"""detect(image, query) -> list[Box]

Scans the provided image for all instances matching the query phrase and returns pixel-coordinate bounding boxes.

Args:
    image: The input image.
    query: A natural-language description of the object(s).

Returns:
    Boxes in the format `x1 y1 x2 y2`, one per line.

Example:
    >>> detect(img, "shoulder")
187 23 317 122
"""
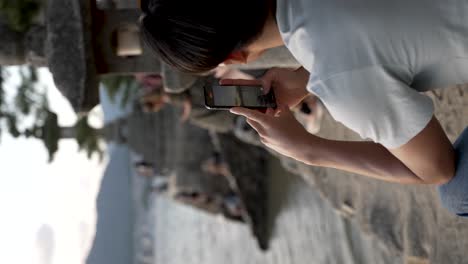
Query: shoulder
307 66 434 148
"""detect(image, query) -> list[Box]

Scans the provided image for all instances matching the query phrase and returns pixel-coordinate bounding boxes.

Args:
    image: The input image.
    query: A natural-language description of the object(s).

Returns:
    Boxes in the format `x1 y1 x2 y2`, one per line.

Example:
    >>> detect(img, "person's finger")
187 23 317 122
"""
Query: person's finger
279 104 290 112
272 103 288 116
246 119 266 135
259 68 280 94
277 105 293 117
265 108 276 116
219 79 263 86
230 107 269 124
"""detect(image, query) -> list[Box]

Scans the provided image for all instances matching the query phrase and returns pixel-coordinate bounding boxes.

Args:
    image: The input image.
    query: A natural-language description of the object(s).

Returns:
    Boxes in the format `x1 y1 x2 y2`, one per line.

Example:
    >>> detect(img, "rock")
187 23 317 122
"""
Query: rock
171 122 230 195
217 133 270 250
46 0 99 112
123 102 270 249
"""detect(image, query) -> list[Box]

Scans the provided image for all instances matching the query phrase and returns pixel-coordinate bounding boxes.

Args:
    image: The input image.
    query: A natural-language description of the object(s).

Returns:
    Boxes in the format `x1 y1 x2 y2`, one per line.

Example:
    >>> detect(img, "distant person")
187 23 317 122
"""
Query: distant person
134 159 169 194
201 152 231 179
134 161 155 178
135 73 192 122
139 0 468 217
151 176 169 194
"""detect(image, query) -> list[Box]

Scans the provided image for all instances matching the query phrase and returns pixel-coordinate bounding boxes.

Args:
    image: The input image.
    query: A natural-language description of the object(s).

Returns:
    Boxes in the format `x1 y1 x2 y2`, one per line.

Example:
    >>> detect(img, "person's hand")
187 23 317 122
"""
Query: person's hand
230 106 313 161
221 67 310 110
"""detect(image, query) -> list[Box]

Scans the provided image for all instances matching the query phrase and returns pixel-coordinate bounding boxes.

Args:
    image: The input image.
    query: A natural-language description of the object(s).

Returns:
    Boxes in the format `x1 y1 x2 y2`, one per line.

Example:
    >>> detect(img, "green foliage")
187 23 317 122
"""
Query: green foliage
1 66 105 163
101 75 139 108
0 0 41 32
23 124 41 138
0 65 111 164
15 66 39 115
42 110 60 162
75 115 104 161
0 66 60 160
0 67 4 108
4 112 20 138
0 65 55 158
1 66 44 132
0 67 4 139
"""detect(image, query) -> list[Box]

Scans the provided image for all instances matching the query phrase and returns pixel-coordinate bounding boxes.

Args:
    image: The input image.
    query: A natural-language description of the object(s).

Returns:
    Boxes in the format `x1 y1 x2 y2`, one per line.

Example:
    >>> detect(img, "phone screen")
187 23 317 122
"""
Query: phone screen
209 85 276 108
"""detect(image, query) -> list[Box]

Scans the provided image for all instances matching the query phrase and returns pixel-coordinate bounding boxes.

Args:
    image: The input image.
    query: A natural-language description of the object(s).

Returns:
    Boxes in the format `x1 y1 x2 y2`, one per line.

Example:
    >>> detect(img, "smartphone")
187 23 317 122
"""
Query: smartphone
204 83 277 110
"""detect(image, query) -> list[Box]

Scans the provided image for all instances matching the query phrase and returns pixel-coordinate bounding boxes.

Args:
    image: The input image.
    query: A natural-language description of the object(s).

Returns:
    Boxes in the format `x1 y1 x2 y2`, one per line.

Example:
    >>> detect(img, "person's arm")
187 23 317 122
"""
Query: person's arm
388 116 456 184
301 137 426 184
302 117 455 184
225 67 456 185
231 107 455 185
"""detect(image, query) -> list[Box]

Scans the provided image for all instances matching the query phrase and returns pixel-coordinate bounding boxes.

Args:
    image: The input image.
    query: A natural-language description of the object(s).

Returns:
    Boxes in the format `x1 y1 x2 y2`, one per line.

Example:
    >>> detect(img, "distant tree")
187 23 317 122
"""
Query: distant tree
75 114 104 161
23 110 105 162
0 2 104 162
0 0 44 140
0 67 6 139
37 110 60 162
96 0 116 9
0 0 41 32
1 66 104 162
0 66 42 141
0 66 57 160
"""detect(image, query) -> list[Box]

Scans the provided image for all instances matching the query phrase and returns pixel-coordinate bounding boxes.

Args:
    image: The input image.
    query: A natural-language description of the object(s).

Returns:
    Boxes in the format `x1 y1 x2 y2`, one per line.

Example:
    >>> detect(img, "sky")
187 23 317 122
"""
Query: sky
0 67 107 264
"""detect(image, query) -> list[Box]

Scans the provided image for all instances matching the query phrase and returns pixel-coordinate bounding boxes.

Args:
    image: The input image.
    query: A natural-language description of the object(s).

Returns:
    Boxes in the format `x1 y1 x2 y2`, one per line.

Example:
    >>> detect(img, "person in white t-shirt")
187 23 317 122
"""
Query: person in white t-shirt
139 0 468 216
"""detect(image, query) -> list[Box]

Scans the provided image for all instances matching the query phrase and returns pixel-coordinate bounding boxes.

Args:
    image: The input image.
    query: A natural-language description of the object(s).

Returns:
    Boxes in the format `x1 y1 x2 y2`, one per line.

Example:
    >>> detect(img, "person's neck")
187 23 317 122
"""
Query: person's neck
257 12 284 50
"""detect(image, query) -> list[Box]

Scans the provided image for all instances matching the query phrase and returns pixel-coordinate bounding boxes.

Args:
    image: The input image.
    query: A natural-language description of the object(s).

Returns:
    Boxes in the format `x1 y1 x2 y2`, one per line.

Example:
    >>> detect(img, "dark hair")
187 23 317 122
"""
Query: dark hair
140 0 270 73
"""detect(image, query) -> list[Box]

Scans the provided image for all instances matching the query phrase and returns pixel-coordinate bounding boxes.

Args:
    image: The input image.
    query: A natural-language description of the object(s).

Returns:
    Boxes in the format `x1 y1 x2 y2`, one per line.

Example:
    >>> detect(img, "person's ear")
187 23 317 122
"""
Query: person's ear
223 51 248 65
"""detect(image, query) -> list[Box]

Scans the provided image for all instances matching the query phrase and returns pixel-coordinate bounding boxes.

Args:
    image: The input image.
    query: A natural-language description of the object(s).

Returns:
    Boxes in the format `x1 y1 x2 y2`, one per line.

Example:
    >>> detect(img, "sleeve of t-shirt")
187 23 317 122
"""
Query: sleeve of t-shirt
307 67 434 149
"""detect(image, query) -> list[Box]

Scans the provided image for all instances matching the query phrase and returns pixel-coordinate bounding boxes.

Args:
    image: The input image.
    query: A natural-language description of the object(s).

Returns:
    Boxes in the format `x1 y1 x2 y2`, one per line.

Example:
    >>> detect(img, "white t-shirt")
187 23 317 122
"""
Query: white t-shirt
277 0 468 148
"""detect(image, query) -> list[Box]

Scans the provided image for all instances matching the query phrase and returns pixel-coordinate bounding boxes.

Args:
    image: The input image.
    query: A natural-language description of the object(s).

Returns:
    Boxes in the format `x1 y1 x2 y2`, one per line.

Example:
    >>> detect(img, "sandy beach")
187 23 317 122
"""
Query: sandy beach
147 85 468 264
